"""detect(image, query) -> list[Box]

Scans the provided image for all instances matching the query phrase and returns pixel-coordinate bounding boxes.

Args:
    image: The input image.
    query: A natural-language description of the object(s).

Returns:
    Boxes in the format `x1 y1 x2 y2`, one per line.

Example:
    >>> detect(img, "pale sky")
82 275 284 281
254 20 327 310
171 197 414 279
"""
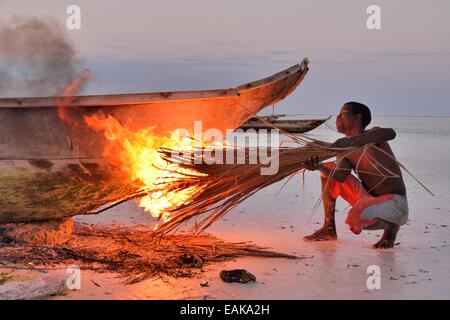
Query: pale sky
1 0 450 116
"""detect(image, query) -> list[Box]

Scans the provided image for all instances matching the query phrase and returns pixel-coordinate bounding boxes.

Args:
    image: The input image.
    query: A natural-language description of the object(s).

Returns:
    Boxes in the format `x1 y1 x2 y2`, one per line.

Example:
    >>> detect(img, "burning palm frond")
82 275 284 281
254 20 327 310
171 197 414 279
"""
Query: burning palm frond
148 129 433 237
151 136 346 236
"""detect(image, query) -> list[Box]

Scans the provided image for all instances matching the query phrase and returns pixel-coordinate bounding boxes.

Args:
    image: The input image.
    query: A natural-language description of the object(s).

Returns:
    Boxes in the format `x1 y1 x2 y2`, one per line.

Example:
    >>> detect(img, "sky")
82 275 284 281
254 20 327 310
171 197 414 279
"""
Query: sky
1 0 450 117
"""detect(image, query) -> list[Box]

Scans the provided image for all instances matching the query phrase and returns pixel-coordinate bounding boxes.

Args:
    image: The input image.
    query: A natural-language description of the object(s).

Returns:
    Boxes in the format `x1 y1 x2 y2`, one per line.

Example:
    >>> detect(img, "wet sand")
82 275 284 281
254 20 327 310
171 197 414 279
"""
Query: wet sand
53 117 450 300
52 181 447 299
2 117 448 300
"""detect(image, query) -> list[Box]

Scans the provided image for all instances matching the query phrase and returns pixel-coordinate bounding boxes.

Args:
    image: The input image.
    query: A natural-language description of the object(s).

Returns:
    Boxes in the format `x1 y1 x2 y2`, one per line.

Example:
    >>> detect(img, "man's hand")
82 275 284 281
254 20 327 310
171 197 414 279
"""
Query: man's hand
330 137 353 149
302 155 323 171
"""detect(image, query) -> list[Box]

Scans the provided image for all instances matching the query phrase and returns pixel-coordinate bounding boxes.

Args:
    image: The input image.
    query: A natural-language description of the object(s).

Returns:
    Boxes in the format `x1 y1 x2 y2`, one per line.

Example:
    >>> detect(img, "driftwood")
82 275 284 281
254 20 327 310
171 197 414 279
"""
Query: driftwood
0 272 69 300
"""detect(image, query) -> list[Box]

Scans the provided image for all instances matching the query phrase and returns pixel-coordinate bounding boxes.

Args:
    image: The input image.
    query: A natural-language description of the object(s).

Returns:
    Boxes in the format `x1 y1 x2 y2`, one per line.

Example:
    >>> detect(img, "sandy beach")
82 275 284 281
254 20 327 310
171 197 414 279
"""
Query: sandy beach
1 1 450 305
37 116 448 300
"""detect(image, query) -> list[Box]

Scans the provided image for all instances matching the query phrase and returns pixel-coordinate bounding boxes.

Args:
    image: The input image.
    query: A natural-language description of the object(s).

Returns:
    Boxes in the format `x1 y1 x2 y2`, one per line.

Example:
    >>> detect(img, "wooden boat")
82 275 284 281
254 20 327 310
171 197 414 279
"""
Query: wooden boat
0 59 309 223
239 114 331 133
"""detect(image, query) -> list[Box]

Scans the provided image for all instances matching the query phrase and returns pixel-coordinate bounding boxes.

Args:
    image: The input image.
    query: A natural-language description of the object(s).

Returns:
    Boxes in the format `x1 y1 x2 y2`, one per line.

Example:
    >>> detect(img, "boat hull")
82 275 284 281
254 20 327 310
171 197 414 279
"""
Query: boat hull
0 159 136 223
0 59 309 223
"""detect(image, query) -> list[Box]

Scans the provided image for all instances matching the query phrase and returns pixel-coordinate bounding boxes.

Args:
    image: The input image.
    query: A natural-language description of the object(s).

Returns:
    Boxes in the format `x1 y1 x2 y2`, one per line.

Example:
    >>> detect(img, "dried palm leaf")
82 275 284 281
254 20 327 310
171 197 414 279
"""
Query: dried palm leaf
150 135 347 236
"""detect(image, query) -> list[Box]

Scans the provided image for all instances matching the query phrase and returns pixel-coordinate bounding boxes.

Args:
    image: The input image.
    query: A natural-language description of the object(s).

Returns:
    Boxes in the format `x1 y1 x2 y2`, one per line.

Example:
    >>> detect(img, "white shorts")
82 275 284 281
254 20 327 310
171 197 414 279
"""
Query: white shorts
360 194 409 226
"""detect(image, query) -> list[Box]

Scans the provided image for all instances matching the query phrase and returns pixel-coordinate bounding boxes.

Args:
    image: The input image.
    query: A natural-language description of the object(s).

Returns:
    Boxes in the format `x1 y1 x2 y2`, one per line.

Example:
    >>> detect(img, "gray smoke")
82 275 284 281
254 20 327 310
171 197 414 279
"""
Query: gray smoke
0 16 83 97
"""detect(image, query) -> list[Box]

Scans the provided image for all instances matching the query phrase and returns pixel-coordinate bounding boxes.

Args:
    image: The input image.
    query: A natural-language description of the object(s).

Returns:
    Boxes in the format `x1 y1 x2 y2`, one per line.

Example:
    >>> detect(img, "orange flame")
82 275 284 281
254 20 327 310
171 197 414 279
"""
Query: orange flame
57 71 211 227
84 112 206 223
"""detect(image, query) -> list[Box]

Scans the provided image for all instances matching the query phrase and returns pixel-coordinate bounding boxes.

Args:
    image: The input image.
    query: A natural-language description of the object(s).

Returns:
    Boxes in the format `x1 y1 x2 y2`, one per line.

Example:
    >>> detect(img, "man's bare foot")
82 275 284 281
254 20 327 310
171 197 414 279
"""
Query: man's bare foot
373 224 399 249
304 227 337 241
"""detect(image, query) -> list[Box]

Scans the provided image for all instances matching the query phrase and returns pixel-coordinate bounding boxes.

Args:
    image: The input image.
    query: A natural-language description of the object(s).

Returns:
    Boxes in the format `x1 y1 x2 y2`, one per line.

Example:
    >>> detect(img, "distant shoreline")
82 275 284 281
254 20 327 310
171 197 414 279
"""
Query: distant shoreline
258 113 450 119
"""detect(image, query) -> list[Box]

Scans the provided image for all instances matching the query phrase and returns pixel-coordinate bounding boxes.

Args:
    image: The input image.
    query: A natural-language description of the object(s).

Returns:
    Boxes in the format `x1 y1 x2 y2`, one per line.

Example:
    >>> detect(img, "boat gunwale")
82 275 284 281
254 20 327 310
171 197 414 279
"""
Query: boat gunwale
0 59 309 108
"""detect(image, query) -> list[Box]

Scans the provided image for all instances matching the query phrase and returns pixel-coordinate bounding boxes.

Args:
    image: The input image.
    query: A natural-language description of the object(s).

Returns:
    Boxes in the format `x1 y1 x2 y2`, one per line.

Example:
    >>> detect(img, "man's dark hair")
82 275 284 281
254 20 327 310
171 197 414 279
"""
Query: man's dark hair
343 101 371 128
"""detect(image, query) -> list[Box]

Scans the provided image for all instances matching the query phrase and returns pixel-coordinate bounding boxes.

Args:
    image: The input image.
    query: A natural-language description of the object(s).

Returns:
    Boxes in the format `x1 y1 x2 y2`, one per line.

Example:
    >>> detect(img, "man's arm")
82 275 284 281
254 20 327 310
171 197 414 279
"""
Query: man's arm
331 127 396 148
303 155 352 183
352 127 396 146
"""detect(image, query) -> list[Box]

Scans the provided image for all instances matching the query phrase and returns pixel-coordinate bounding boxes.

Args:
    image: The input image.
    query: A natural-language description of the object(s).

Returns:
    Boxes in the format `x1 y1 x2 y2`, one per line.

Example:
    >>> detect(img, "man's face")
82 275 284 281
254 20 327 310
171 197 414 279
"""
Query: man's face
336 106 357 134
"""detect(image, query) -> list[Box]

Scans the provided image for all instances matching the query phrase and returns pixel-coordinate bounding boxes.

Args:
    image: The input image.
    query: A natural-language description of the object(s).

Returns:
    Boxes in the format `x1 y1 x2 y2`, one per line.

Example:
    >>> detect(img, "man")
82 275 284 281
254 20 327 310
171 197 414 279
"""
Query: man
303 102 408 249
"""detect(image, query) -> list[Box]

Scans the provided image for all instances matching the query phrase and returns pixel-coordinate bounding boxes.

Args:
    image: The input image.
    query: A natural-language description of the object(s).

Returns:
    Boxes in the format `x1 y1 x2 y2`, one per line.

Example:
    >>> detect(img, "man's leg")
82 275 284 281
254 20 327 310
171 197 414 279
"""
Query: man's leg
354 195 408 249
363 219 400 249
304 175 338 241
304 161 366 242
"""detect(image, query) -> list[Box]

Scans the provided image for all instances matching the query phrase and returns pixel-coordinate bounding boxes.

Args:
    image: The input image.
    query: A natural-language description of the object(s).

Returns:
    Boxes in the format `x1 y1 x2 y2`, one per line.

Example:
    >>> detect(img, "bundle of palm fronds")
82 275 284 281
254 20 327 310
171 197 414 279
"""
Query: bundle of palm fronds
149 127 434 237
150 134 345 236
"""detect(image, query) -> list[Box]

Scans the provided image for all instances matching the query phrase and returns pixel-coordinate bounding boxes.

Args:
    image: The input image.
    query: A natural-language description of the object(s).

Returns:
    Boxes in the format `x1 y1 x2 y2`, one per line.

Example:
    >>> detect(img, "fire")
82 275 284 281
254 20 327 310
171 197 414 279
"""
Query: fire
57 71 211 228
83 112 206 223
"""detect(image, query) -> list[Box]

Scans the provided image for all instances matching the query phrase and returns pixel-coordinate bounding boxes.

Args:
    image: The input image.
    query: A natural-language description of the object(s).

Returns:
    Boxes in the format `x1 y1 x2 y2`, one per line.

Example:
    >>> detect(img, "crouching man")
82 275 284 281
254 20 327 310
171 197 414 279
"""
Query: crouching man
303 102 408 249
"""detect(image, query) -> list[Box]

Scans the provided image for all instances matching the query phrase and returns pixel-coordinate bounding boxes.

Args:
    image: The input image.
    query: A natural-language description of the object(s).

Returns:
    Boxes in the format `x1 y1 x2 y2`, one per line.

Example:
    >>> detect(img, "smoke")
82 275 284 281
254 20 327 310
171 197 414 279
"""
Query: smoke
0 16 83 97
